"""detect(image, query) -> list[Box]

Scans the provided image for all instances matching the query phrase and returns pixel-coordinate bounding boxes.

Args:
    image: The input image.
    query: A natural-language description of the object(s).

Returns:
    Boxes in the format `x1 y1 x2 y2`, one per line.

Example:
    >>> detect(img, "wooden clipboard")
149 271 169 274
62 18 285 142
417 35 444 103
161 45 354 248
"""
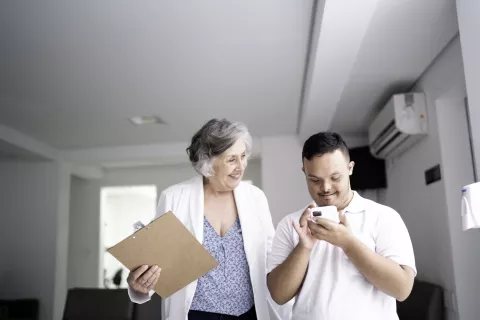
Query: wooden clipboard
107 212 218 298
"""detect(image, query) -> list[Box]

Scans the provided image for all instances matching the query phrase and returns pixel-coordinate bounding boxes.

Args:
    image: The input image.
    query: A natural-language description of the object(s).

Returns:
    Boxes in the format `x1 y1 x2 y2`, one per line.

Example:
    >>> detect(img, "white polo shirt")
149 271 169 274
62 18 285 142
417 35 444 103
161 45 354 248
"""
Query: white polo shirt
267 192 416 320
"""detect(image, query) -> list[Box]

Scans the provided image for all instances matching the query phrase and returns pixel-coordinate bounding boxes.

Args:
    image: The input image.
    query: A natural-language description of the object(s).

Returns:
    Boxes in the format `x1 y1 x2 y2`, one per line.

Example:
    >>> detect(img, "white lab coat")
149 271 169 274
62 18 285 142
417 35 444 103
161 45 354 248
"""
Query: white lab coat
128 176 284 320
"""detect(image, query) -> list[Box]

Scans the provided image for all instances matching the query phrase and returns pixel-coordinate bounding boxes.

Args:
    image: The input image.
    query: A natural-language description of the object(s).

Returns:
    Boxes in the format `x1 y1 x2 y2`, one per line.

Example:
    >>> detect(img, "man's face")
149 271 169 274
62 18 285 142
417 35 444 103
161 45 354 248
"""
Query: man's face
302 149 354 209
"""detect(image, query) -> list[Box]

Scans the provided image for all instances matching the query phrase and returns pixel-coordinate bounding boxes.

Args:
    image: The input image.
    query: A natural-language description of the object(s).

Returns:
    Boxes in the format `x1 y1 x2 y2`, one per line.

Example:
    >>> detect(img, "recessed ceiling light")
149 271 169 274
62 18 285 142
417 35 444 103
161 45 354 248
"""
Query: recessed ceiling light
129 116 166 126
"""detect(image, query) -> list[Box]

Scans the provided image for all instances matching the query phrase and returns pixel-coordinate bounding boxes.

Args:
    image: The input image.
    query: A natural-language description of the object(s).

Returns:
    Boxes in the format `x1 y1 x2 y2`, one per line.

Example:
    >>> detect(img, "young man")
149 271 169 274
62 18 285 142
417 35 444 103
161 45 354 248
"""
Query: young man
267 132 416 320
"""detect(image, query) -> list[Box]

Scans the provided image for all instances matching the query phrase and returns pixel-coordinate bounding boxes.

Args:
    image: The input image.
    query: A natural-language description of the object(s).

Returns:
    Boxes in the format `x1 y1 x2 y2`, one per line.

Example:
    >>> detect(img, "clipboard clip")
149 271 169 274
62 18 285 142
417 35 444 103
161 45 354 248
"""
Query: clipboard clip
132 221 150 239
133 221 146 232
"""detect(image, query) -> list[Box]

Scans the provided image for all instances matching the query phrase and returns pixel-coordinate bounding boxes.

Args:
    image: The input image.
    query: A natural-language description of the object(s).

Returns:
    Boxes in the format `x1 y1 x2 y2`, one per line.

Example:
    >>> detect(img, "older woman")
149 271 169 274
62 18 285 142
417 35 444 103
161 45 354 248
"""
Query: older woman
127 119 278 320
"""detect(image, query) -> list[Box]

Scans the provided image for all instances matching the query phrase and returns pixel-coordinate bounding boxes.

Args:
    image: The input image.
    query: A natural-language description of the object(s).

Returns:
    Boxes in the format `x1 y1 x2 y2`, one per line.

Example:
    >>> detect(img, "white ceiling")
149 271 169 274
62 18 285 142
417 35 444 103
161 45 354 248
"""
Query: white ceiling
0 0 460 154
0 0 313 149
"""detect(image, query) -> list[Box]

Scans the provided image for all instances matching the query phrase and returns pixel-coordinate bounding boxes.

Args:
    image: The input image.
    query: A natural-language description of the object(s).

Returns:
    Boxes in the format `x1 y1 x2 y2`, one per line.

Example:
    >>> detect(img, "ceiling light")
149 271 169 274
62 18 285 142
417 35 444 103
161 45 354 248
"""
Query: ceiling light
129 116 166 126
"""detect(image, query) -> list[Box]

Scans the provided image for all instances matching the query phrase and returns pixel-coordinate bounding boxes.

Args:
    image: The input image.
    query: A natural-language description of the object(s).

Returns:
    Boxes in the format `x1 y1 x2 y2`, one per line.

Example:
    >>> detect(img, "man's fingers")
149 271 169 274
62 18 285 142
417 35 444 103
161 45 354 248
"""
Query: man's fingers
299 216 308 228
130 265 149 282
300 207 314 227
308 222 328 238
311 217 334 230
292 220 302 235
308 221 325 233
339 211 349 227
300 209 310 220
301 204 316 219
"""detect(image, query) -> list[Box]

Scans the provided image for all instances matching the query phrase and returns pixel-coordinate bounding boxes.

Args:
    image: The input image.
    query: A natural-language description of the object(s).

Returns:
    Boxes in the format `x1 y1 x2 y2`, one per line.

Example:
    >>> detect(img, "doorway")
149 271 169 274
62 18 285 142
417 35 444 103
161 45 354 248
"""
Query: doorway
100 185 157 288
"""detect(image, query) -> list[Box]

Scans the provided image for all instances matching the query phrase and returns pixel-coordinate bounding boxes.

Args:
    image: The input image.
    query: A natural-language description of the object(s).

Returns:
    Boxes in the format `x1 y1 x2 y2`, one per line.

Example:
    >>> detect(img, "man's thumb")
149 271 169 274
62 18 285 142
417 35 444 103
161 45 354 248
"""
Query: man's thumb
339 210 349 226
292 220 302 235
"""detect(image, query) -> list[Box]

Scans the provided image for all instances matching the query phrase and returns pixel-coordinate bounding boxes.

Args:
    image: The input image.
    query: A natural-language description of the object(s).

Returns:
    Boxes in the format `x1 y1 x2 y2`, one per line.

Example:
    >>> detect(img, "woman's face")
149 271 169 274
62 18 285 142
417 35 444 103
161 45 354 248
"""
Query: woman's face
208 139 248 192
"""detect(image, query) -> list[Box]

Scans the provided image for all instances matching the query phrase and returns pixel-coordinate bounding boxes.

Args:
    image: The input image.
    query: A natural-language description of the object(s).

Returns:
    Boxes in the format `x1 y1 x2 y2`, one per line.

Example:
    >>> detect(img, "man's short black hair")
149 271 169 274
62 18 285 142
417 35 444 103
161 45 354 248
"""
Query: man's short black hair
302 132 350 162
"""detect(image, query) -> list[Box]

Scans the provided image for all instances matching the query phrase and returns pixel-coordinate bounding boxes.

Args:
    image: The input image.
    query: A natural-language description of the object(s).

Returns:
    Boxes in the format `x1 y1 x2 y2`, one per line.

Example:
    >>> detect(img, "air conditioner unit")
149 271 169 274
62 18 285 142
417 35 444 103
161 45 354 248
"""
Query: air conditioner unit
368 92 428 159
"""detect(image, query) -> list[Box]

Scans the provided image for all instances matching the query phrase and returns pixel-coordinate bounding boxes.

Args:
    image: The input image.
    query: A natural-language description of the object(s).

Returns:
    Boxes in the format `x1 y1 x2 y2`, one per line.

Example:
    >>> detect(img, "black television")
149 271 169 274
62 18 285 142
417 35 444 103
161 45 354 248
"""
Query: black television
349 146 387 190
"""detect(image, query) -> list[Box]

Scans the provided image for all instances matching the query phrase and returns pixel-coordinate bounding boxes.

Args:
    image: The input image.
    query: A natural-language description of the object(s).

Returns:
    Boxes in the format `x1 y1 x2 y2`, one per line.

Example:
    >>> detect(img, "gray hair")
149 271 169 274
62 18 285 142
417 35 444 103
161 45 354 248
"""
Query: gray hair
186 118 252 177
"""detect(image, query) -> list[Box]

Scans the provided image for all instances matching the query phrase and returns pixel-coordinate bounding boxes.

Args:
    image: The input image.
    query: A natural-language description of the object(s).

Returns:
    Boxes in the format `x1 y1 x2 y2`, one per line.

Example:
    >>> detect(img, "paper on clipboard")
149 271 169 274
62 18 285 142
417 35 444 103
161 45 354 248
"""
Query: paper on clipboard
107 211 218 298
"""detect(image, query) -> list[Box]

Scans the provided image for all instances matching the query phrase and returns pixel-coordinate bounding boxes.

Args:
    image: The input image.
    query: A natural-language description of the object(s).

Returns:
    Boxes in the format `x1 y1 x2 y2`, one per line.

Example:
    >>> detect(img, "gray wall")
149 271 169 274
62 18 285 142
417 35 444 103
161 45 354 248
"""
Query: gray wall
261 135 311 226
437 97 480 320
0 161 70 320
457 0 480 178
68 177 102 289
384 36 472 320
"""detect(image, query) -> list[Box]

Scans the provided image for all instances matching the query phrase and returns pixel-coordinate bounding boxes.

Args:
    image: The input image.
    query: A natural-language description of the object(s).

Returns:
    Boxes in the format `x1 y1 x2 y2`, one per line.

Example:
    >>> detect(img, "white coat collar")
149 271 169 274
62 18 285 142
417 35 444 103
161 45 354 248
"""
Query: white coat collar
233 182 260 264
190 175 205 242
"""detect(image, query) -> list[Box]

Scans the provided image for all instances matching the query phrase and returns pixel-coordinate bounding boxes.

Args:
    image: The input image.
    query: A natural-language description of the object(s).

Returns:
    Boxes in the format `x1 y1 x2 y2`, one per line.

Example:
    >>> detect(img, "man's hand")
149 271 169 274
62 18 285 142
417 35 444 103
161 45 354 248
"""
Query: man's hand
309 211 414 300
307 210 354 250
268 205 317 305
293 204 318 250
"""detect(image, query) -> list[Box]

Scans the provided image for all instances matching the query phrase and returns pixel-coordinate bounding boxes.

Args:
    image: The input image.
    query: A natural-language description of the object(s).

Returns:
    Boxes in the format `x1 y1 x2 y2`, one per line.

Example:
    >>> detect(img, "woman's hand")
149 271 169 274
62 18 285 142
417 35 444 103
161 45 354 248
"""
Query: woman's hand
127 265 161 294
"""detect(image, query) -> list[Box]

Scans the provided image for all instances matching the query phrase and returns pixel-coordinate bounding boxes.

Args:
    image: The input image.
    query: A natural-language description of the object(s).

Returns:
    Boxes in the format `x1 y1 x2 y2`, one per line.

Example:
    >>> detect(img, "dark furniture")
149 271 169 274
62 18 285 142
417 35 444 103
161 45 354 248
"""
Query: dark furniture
397 279 445 320
63 288 162 320
0 299 39 320
63 280 444 320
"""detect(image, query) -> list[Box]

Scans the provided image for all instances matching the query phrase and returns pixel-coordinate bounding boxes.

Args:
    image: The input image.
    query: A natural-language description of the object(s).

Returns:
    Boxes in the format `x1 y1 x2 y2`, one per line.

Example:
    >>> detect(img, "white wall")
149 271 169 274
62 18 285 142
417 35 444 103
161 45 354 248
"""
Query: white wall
0 161 70 320
457 0 480 176
384 36 469 320
68 159 262 288
261 135 311 226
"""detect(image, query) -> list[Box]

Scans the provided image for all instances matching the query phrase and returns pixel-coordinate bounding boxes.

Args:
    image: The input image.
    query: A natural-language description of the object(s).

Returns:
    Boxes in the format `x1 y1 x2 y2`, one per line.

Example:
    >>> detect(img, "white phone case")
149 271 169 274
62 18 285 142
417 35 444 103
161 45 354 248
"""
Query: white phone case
310 206 340 223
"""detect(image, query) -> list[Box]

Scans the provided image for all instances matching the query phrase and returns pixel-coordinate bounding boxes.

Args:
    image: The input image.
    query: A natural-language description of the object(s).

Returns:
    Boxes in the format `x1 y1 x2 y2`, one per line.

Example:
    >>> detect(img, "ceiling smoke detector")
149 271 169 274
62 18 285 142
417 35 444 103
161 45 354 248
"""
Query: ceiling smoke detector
129 116 166 126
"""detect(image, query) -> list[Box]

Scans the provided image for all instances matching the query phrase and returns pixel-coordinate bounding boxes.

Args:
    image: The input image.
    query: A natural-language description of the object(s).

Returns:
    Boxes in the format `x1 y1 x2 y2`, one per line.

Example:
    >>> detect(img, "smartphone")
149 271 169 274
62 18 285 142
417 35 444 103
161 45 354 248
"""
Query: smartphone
310 205 340 223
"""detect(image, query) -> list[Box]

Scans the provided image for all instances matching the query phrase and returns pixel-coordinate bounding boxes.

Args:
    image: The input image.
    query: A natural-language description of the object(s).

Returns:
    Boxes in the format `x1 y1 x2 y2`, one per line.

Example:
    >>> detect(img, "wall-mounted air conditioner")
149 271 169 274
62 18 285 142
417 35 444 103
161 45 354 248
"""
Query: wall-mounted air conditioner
368 92 428 159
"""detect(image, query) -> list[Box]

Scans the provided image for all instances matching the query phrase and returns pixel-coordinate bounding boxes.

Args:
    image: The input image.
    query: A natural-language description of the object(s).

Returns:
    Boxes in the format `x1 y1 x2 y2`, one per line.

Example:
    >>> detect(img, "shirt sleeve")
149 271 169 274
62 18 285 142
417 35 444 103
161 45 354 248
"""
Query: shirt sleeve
128 286 155 304
375 208 417 276
267 215 297 274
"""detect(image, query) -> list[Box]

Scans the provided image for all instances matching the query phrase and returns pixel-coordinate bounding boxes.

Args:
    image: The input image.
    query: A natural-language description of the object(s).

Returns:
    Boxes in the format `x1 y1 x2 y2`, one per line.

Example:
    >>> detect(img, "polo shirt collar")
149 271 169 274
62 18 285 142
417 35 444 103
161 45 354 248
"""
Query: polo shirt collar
343 191 366 213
